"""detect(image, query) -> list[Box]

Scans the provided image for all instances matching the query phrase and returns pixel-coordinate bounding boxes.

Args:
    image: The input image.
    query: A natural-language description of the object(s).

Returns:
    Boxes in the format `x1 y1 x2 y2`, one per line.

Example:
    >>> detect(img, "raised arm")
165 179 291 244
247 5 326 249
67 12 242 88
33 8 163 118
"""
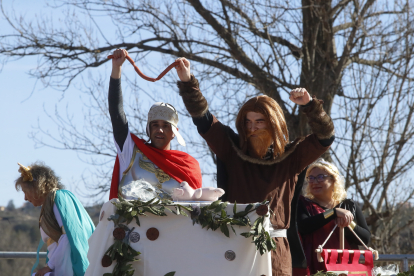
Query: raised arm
175 58 233 162
108 49 129 151
289 88 335 147
175 58 212 134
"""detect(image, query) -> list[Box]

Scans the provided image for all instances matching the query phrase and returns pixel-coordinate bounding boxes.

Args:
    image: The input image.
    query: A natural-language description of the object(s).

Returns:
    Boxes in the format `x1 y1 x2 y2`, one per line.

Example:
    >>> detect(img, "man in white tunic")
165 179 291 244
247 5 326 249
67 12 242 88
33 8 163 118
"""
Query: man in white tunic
107 49 202 200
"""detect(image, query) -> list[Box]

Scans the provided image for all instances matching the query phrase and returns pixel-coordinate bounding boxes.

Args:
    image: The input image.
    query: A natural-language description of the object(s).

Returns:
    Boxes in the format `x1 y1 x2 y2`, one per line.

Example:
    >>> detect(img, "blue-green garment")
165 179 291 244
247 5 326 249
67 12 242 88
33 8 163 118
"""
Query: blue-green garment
31 190 95 276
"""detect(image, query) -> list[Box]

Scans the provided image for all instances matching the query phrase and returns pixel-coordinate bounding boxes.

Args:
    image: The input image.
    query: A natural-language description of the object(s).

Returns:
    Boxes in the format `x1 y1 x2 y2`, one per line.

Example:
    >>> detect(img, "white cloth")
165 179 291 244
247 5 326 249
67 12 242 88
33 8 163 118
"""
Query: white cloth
114 130 135 183
114 130 180 198
120 152 180 195
32 272 54 276
36 204 73 276
268 225 287 238
85 200 272 276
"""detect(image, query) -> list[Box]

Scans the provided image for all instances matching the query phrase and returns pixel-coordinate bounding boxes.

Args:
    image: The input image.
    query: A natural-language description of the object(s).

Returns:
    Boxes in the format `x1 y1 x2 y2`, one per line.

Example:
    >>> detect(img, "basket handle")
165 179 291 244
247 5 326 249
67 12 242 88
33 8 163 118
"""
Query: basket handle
316 224 379 261
316 224 338 262
340 227 345 249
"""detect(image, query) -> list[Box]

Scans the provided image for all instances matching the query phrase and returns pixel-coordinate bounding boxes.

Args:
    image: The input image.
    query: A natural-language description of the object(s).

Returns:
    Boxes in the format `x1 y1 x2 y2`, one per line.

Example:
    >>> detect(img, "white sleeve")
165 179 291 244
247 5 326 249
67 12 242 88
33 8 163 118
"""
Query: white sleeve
114 129 135 182
47 204 70 270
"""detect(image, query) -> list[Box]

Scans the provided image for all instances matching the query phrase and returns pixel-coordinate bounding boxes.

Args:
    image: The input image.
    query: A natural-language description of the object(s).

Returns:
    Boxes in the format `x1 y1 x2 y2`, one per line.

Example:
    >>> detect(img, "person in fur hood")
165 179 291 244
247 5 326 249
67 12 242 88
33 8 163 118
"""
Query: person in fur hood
174 57 335 276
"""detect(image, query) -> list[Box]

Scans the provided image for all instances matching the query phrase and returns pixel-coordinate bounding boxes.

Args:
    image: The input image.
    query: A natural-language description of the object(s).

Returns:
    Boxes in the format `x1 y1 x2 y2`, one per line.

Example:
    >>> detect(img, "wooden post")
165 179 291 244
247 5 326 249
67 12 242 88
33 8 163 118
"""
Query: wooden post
339 227 345 249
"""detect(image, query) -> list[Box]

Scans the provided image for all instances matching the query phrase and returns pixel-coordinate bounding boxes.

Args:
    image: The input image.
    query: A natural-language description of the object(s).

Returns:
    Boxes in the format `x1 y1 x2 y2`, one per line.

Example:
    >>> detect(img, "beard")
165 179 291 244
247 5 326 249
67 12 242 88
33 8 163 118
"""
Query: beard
246 129 273 159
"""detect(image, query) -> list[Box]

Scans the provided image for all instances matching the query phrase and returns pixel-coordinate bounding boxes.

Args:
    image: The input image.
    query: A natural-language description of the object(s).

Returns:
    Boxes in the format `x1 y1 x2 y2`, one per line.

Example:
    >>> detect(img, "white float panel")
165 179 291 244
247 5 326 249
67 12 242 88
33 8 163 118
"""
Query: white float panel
86 199 272 276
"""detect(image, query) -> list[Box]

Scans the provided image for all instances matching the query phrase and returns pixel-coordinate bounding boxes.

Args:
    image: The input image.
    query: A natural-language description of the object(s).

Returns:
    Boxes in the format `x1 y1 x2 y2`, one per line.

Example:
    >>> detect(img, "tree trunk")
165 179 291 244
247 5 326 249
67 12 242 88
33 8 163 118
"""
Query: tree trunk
299 0 338 142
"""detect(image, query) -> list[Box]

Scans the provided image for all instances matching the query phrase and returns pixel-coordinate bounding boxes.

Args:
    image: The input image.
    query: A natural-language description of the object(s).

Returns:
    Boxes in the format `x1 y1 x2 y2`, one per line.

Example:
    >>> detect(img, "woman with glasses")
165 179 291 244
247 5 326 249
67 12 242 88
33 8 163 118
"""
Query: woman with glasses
295 158 371 275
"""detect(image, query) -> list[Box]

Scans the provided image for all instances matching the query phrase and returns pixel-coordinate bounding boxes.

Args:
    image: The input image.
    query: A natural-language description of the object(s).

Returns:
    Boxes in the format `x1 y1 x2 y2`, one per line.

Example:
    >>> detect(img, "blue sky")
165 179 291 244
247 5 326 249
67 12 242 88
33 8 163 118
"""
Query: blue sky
0 0 104 207
0 58 101 207
0 0 216 208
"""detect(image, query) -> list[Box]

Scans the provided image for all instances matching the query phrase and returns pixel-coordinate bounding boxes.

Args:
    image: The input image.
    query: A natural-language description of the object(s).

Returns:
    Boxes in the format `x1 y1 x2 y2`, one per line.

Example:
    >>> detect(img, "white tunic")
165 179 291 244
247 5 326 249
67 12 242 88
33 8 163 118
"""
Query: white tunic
115 130 180 199
32 204 73 276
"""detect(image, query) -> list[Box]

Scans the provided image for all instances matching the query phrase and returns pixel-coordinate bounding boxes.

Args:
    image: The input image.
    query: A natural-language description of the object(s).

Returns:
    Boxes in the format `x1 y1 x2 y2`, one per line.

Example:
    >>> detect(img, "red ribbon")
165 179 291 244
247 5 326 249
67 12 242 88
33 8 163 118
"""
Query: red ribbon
107 54 178 82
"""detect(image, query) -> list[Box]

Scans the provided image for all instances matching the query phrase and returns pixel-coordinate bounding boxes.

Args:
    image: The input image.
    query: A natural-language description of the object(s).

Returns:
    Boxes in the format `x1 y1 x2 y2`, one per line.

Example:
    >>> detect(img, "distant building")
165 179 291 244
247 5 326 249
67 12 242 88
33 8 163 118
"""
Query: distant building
0 206 5 211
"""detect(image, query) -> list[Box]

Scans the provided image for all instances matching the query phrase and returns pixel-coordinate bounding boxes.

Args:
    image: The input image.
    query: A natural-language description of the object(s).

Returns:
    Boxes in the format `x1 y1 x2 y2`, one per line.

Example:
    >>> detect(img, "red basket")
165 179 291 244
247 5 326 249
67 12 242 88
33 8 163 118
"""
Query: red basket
315 226 378 276
321 249 374 276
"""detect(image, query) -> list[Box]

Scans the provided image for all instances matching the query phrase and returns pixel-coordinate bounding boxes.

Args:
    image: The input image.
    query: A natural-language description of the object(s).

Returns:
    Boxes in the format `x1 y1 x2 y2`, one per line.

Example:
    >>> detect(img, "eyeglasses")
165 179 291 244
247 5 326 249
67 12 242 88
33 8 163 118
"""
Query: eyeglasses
306 174 331 183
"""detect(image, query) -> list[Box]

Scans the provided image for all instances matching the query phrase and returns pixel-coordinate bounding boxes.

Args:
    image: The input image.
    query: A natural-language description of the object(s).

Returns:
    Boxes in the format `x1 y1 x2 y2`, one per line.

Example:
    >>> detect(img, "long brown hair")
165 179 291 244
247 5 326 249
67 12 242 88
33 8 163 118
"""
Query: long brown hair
236 95 289 158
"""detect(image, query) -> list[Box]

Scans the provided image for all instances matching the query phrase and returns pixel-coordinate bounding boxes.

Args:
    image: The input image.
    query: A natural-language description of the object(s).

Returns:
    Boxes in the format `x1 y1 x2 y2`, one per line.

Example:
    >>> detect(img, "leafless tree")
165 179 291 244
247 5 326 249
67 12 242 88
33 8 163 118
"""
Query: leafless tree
1 0 414 252
333 52 414 253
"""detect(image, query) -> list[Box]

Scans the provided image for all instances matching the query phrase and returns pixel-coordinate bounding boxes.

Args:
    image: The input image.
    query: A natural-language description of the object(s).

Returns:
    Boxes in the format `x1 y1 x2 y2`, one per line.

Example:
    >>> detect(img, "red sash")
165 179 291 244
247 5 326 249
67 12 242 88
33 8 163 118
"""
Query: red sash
109 133 202 200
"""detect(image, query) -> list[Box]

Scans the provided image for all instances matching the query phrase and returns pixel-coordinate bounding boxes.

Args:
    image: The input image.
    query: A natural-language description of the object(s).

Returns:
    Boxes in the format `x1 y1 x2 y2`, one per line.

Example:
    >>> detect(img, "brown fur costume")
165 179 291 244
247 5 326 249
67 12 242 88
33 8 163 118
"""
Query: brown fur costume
236 95 289 159
177 75 208 117
302 96 335 140
178 75 335 276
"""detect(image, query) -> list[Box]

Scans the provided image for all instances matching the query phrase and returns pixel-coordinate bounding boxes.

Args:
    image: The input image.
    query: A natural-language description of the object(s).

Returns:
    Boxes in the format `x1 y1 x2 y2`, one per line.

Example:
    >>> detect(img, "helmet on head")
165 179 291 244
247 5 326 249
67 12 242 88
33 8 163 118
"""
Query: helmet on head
146 102 186 146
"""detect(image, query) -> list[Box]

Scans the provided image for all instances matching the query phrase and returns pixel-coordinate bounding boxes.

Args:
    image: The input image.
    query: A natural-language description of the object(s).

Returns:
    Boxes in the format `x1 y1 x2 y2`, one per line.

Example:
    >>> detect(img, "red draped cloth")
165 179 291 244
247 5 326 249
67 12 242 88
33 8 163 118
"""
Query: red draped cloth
294 196 352 276
109 133 202 200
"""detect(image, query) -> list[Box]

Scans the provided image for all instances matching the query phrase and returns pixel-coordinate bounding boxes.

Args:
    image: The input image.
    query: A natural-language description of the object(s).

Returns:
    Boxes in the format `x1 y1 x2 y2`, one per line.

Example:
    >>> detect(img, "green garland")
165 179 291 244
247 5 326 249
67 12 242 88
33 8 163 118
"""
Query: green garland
101 196 276 276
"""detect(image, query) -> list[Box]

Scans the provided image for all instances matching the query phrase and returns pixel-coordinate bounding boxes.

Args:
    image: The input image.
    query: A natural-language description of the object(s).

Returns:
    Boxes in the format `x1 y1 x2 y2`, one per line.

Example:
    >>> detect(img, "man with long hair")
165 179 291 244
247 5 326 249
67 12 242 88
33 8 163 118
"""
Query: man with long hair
175 58 334 276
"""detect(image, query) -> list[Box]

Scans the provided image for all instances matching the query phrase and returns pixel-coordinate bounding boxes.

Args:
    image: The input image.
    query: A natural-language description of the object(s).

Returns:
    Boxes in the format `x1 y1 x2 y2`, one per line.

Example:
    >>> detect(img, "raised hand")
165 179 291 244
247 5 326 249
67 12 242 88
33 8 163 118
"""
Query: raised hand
289 88 312 105
112 49 127 67
111 49 128 79
175 57 191 82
